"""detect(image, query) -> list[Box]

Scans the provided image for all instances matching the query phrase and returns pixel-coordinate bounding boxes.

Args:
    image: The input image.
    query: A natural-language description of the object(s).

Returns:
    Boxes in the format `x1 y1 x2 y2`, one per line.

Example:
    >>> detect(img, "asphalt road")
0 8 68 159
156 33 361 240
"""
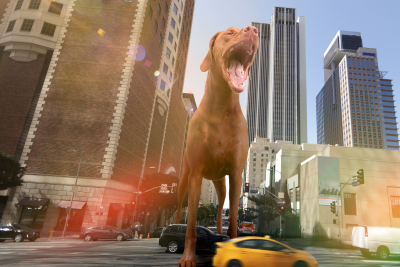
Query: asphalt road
1 238 400 266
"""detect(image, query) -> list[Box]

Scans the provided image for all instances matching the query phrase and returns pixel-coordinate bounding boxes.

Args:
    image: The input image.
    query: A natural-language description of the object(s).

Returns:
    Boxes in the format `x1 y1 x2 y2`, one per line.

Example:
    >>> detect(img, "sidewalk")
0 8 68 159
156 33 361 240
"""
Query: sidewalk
276 237 353 250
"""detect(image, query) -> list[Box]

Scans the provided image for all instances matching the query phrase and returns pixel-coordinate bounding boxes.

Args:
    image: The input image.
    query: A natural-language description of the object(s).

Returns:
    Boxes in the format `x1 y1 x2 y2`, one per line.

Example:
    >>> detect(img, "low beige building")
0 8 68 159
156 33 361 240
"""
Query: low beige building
261 143 400 239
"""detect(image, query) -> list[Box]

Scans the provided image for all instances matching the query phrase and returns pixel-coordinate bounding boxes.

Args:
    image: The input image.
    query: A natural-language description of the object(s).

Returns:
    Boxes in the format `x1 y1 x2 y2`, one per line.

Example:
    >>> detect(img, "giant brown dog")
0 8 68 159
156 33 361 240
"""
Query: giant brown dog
174 25 259 267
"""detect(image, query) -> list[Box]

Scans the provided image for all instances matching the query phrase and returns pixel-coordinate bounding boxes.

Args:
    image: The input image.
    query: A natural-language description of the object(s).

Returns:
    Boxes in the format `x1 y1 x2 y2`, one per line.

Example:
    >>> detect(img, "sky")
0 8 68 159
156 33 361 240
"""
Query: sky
182 0 400 208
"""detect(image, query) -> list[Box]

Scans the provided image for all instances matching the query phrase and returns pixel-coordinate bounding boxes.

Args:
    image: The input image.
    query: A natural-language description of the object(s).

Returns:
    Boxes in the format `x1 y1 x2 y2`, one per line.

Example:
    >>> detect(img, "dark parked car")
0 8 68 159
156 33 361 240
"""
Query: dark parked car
152 227 165 238
207 226 229 235
159 224 229 254
80 225 133 241
0 223 40 242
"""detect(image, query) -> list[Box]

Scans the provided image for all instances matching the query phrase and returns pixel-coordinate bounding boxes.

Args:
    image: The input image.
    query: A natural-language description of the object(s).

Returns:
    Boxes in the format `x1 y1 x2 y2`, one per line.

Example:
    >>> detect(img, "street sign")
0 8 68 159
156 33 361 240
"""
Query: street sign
250 190 258 194
159 184 169 193
278 192 284 198
352 181 360 187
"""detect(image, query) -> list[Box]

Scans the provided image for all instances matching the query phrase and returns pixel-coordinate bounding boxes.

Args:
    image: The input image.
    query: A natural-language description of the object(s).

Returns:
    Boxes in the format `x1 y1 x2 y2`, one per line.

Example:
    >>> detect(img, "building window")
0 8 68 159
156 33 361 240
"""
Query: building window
391 196 400 218
15 0 24 11
177 28 179 37
253 158 256 161
160 80 166 90
148 5 153 18
181 2 183 9
28 0 41 9
172 57 175 66
20 19 34 32
159 33 162 43
173 3 178 14
165 47 171 59
41 22 56 36
157 3 161 15
154 21 158 32
344 193 357 215
163 63 168 75
6 20 16 33
48 1 63 15
171 18 176 29
179 15 181 24
165 2 168 12
168 32 173 43
162 17 165 28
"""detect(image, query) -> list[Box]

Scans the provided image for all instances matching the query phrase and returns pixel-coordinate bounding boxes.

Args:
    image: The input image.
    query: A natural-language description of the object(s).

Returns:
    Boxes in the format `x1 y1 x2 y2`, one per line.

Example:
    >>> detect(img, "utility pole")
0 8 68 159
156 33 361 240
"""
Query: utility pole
62 150 83 238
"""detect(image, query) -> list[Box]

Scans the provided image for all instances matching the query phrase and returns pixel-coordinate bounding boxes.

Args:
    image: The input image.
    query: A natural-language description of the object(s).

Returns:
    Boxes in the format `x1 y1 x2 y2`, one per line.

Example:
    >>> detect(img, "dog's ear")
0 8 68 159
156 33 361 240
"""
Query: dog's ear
200 32 220 72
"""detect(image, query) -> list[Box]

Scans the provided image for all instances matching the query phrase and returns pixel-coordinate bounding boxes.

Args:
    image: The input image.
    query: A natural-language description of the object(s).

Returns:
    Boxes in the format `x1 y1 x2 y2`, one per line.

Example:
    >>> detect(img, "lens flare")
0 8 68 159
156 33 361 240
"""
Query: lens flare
127 44 146 61
144 60 152 68
97 28 105 37
154 71 160 77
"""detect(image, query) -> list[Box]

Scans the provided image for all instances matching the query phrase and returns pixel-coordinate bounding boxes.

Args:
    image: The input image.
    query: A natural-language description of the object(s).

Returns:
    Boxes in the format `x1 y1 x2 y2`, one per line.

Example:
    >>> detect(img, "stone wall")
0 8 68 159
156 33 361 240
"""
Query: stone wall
1 181 135 237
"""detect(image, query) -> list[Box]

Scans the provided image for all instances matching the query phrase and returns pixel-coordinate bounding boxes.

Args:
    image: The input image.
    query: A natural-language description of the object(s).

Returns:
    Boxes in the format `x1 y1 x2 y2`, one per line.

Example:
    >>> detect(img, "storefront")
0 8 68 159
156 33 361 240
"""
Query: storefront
17 197 49 230
107 203 124 227
55 201 86 232
122 204 134 229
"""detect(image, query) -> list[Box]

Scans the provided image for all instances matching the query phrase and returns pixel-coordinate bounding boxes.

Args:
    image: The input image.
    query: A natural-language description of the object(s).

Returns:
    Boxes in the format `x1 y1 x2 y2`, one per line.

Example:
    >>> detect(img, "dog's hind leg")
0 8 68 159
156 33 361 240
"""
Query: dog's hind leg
212 178 226 234
174 154 189 224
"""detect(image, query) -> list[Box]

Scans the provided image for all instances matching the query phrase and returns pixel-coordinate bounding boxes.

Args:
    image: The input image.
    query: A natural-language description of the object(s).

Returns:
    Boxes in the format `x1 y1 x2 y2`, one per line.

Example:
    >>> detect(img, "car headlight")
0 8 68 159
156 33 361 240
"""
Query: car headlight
222 237 230 241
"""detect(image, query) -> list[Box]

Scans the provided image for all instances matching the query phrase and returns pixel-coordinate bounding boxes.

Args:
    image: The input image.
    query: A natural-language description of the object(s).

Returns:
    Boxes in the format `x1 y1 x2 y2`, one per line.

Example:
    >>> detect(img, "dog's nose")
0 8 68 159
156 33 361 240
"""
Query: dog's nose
243 25 258 35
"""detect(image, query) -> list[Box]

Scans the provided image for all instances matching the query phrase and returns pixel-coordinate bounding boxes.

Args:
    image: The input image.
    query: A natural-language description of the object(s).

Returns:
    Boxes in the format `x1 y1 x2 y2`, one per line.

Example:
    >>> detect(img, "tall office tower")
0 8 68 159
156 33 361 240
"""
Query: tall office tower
245 7 307 147
0 0 196 232
317 31 399 150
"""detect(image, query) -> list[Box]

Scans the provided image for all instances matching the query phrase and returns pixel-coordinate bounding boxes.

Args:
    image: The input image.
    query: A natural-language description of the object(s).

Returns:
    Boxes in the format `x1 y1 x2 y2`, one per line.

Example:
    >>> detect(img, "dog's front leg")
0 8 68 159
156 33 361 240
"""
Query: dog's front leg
178 172 202 267
212 178 226 234
227 171 242 239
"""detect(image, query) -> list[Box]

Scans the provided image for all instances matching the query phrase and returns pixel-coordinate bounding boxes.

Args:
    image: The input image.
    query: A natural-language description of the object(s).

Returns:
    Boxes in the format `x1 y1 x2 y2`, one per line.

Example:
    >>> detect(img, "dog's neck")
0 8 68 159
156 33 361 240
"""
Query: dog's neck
201 66 241 115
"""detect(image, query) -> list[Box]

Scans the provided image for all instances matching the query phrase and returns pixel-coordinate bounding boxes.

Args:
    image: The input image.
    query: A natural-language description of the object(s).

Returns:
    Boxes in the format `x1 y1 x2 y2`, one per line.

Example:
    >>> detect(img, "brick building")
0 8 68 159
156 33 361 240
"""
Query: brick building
0 0 195 235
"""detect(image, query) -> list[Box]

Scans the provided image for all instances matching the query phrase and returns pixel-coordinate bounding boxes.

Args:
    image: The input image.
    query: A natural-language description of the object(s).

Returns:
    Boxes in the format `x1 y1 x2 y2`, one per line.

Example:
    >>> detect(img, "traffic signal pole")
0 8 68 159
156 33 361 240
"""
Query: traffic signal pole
337 177 354 245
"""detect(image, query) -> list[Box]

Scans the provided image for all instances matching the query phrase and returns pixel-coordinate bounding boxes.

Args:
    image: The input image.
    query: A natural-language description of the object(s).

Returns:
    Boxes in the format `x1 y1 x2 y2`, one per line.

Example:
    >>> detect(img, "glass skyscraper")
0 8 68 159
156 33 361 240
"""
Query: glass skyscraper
317 31 399 150
244 7 307 146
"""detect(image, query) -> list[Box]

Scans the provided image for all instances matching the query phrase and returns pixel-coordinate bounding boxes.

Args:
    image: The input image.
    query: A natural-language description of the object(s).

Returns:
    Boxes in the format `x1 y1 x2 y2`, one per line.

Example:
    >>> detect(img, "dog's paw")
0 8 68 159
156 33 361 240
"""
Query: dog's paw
178 256 197 267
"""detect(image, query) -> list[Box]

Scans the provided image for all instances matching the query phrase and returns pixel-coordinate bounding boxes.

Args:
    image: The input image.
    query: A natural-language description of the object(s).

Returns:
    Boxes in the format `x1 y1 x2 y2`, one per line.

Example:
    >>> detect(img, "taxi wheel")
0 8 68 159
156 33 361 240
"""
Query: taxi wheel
227 260 242 267
294 261 308 267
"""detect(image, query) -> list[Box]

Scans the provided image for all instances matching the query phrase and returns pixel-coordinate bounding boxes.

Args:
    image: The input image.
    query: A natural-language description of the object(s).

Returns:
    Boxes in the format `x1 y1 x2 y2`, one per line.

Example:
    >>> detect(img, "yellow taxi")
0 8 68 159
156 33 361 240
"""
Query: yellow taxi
213 236 318 267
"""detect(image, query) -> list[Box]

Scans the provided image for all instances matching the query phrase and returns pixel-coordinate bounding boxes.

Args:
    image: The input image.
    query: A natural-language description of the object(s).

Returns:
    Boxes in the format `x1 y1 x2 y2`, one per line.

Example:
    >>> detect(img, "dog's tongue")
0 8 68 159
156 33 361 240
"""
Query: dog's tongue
229 60 244 86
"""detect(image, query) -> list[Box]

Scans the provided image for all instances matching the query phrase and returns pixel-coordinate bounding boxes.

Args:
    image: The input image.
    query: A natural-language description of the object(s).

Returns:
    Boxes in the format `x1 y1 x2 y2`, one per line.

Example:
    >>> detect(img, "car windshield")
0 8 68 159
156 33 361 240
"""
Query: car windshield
12 224 31 230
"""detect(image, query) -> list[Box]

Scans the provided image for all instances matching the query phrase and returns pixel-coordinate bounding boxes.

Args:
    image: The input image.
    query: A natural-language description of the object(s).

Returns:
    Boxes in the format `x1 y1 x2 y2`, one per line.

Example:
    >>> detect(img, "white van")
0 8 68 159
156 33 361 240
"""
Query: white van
352 226 400 260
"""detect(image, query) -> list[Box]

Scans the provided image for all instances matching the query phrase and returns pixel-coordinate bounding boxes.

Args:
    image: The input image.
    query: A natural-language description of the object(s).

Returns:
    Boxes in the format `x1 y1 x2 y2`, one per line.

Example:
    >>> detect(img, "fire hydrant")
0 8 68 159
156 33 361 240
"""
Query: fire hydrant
49 230 55 238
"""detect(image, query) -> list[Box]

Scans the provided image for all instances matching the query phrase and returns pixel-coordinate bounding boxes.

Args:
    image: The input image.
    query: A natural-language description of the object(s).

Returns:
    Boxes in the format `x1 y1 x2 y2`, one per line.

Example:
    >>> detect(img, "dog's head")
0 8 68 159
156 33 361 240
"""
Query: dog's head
200 25 259 94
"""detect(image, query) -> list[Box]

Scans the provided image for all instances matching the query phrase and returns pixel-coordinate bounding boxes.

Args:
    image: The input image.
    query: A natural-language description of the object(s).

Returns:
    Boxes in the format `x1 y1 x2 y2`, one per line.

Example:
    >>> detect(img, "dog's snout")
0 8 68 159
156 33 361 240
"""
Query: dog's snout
243 25 258 35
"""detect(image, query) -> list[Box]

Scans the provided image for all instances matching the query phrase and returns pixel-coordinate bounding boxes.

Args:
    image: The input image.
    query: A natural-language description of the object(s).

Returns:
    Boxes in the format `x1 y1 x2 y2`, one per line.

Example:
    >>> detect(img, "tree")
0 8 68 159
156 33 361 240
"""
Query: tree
197 206 209 223
0 153 25 191
248 194 295 232
140 173 183 226
204 203 217 219
225 208 229 216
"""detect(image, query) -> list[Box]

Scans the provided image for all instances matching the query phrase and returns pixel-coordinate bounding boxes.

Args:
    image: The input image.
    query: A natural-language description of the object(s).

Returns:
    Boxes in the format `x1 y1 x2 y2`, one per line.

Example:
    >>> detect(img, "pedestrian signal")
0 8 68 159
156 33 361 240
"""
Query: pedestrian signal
245 183 249 193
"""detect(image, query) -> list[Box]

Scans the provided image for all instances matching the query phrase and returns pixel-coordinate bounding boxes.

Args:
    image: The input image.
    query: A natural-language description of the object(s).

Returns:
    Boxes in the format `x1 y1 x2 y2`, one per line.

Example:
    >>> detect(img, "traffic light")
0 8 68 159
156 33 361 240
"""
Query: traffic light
171 183 177 193
330 201 336 213
357 169 364 184
245 183 250 193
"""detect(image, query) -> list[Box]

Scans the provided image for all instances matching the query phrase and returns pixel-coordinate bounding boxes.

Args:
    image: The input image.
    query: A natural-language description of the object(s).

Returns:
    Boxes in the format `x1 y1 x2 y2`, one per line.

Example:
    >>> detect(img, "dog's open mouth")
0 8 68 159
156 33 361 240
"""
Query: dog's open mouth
222 42 255 93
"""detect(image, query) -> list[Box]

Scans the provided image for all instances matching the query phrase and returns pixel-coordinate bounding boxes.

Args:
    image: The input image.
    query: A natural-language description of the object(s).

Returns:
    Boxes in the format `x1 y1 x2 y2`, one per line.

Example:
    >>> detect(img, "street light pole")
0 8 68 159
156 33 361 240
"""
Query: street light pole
62 150 83 238
133 167 156 227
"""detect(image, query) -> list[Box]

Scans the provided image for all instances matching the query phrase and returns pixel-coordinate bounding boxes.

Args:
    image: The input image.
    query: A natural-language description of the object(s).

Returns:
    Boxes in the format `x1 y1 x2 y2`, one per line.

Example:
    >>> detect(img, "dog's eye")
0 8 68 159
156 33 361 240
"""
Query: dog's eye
226 32 234 35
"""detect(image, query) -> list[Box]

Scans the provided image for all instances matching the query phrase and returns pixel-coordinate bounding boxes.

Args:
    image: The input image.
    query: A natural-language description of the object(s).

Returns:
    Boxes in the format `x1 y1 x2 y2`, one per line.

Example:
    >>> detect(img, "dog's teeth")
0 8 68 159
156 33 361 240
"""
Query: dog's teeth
230 48 234 52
